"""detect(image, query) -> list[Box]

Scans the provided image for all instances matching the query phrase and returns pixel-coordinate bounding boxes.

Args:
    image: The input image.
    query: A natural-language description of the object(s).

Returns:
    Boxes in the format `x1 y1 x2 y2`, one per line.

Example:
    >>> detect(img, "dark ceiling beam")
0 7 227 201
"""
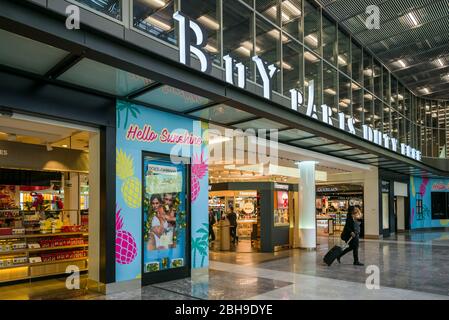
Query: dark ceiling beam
226 116 261 127
282 135 317 144
421 83 449 96
347 0 447 37
44 53 84 80
392 57 449 76
374 35 449 59
183 101 225 115
309 142 340 150
319 0 392 24
362 15 449 47
126 82 163 99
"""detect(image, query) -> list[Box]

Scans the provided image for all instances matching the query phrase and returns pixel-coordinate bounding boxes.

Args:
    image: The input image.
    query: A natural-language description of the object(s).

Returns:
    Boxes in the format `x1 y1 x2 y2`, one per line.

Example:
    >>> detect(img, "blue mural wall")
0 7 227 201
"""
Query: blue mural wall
115 100 209 282
410 176 449 229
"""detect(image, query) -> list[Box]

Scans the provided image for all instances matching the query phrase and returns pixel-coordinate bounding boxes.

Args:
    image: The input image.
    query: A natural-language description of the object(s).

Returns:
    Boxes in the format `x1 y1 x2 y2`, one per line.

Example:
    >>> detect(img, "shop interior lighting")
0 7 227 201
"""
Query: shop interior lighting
304 34 318 47
421 88 430 94
235 46 251 57
324 88 336 95
436 58 445 67
338 55 347 66
351 83 361 90
146 0 166 8
397 59 407 68
267 29 289 43
145 16 171 31
363 68 373 77
197 15 220 31
241 41 260 52
304 51 319 63
46 142 53 152
407 12 419 26
205 44 218 53
282 61 293 71
282 0 302 17
266 5 291 22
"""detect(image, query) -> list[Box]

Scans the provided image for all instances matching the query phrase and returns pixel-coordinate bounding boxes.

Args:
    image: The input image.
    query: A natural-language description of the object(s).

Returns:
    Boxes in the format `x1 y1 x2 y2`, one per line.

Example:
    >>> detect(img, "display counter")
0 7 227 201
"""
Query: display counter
316 217 334 236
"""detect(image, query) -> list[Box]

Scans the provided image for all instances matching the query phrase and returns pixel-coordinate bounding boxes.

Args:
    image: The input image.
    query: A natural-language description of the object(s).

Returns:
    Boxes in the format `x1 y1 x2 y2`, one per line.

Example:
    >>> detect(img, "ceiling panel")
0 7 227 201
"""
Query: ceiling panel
58 58 153 96
134 85 211 112
233 118 289 130
0 29 69 76
188 104 255 124
318 0 449 99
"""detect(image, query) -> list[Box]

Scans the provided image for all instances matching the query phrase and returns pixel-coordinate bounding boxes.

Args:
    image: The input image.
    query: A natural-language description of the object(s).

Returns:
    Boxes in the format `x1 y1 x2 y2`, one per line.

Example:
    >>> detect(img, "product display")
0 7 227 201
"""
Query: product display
0 206 89 283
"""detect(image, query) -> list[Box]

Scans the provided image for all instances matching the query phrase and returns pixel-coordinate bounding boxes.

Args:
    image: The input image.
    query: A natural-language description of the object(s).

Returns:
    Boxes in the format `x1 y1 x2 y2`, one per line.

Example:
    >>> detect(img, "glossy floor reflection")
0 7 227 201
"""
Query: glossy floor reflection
1 230 449 300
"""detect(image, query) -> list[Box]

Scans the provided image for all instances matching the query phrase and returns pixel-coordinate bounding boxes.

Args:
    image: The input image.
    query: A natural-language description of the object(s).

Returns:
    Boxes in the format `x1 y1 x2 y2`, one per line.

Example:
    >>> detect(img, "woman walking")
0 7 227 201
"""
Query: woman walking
338 206 364 266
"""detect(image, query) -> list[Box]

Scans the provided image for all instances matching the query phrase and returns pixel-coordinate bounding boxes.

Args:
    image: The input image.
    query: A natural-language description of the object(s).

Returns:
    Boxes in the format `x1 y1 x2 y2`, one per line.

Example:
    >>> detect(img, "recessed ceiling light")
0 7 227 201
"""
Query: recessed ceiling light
397 59 407 68
205 44 218 53
407 12 419 26
147 0 166 8
197 15 219 31
282 0 302 17
304 34 318 47
145 16 171 31
421 88 430 94
324 88 336 95
62 144 68 148
304 51 319 63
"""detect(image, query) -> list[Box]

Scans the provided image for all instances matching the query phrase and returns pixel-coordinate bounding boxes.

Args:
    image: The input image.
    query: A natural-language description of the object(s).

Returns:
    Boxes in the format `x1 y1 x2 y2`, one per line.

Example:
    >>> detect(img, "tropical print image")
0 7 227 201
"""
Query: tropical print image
143 157 187 272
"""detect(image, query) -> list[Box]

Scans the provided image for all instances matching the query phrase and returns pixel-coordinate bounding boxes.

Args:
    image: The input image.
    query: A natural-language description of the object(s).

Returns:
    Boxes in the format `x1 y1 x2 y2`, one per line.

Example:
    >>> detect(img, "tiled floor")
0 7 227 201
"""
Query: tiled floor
2 230 449 300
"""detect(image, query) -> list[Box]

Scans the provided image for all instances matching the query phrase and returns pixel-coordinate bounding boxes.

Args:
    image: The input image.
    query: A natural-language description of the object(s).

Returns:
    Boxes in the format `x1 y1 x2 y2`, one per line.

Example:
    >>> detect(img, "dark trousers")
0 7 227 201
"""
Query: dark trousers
230 226 237 243
339 236 359 263
209 225 215 241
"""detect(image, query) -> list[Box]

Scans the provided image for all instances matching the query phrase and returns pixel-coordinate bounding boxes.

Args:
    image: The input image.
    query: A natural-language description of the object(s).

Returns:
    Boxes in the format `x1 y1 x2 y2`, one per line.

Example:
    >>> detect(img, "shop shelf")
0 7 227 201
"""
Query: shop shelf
29 257 88 267
0 249 28 255
0 232 88 240
28 244 88 253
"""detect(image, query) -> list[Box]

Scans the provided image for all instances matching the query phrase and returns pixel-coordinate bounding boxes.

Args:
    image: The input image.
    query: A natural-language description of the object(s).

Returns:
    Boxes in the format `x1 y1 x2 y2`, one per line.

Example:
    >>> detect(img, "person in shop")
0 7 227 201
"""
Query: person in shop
337 206 364 266
209 209 216 242
227 206 238 245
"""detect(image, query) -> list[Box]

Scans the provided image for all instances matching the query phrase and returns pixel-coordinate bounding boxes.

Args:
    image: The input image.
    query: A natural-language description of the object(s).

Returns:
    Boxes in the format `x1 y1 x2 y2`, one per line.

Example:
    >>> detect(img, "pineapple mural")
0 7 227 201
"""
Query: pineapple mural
116 206 137 265
191 151 208 202
117 148 141 209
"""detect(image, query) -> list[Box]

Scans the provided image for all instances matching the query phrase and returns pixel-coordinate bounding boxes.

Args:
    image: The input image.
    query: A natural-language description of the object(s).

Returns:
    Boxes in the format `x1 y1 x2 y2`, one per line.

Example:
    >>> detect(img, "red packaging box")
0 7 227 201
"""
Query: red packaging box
0 228 12 236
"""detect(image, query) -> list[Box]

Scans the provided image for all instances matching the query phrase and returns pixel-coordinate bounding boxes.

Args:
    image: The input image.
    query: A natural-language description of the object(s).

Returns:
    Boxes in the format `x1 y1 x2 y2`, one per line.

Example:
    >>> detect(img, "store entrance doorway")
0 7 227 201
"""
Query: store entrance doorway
316 184 364 239
0 112 99 296
209 190 261 253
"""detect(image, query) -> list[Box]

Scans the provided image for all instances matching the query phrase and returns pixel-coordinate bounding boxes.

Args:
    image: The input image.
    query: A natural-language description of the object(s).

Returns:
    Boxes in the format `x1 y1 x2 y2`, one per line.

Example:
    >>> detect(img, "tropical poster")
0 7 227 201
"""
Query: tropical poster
143 159 187 272
115 100 209 282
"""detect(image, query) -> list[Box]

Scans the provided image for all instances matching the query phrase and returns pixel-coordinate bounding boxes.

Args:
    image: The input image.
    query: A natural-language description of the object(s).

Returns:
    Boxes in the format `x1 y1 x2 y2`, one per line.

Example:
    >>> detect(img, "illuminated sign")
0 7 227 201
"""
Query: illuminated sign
173 11 421 162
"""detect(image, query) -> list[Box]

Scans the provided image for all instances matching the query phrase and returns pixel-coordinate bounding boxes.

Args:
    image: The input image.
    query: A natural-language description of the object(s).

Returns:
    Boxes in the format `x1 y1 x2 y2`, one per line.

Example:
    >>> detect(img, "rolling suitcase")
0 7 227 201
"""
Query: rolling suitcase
323 237 352 266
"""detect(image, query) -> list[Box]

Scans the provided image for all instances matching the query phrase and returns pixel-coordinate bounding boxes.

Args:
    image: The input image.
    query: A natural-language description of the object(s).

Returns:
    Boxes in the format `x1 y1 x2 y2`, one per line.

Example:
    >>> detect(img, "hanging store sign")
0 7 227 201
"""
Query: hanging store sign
173 11 421 162
274 183 289 191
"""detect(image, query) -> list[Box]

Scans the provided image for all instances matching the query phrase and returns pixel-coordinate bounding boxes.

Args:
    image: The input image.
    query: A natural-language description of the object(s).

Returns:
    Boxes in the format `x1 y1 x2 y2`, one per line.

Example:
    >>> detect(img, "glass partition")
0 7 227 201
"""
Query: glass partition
133 0 176 45
76 0 122 20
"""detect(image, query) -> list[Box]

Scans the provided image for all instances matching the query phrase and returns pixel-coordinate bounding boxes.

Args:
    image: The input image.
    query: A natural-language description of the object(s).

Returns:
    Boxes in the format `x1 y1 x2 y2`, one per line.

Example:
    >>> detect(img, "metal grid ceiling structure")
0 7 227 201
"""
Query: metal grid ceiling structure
317 0 449 100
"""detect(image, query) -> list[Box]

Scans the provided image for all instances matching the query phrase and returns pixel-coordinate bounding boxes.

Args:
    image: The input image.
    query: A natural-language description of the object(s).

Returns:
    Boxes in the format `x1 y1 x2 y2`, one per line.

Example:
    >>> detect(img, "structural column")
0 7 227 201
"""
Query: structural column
298 161 316 249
